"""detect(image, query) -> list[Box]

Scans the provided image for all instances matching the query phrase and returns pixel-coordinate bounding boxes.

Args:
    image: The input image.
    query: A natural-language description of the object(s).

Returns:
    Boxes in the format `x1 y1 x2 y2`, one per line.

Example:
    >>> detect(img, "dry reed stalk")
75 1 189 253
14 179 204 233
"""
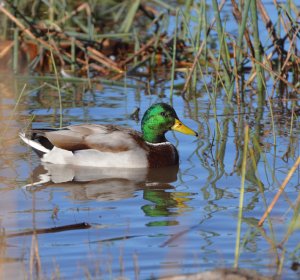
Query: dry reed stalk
60 35 122 73
119 35 158 67
0 5 53 50
238 46 300 94
273 24 300 84
257 0 281 53
55 41 109 75
231 0 255 57
87 46 123 73
0 4 124 75
0 41 14 59
29 233 42 278
258 156 300 227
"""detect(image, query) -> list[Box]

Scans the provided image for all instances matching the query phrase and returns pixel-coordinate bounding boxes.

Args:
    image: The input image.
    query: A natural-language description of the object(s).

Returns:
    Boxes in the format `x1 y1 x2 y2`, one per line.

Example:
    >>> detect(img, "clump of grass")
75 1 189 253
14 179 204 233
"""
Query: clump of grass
0 1 299 102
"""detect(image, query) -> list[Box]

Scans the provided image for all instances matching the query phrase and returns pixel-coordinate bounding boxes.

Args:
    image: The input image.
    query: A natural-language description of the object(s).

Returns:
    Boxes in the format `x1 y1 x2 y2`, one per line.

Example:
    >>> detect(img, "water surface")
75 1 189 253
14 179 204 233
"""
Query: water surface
0 72 299 280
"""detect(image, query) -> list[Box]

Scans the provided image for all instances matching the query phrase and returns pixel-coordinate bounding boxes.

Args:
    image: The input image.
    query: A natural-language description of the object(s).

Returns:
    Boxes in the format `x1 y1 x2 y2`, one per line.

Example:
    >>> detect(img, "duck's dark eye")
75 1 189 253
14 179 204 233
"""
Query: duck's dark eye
160 112 167 117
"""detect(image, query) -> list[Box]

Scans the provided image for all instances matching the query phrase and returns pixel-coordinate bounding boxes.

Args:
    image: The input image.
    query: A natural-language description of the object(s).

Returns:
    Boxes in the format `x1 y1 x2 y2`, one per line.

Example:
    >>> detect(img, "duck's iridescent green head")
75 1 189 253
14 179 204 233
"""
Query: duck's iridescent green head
141 103 198 143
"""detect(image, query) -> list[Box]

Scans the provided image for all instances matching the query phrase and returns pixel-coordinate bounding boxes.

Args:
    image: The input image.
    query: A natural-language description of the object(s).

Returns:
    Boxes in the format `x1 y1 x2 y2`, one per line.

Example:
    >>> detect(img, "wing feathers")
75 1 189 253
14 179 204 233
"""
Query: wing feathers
45 130 89 151
39 124 142 153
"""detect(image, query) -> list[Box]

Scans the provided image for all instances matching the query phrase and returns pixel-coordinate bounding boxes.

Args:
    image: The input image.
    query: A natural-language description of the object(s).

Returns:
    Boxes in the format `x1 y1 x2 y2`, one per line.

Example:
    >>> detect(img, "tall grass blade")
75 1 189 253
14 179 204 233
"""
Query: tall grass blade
235 0 251 70
170 8 179 104
211 0 233 99
13 28 19 73
234 125 249 268
50 50 63 128
121 0 140 33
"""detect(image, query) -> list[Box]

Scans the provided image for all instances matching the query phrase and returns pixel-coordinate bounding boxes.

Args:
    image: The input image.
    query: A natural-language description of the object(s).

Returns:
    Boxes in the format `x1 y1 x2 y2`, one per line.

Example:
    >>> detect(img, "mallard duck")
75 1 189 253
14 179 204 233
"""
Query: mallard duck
20 103 198 168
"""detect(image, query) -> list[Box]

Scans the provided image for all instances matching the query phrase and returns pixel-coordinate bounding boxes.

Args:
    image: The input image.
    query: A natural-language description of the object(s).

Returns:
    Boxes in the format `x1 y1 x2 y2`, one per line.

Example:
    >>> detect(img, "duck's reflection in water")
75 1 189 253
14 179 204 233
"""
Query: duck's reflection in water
25 163 179 202
25 164 194 221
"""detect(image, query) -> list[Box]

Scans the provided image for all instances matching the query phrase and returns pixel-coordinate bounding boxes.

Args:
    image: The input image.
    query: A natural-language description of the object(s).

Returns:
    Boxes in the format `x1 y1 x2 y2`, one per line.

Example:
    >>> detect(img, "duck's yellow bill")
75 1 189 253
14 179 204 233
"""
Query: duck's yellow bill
171 119 198 137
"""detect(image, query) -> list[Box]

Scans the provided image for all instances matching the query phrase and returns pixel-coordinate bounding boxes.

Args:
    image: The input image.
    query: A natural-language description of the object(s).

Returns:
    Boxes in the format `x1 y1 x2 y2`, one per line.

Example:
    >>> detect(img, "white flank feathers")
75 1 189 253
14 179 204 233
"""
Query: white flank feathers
42 147 148 168
19 132 50 154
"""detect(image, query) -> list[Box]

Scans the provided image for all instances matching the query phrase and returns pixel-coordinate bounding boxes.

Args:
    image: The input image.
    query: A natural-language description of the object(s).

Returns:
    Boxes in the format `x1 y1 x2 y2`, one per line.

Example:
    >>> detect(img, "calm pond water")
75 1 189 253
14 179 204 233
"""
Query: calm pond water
0 1 299 279
0 72 299 280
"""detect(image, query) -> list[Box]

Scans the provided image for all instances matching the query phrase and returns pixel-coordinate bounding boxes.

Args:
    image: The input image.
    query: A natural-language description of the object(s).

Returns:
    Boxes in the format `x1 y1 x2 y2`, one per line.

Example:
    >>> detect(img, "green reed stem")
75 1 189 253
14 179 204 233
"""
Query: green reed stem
65 31 132 40
182 0 193 40
121 0 140 33
50 50 63 128
1 7 8 39
195 2 204 54
267 95 276 147
211 0 233 99
87 9 94 40
13 27 19 73
289 101 295 137
71 37 75 72
236 0 251 70
151 0 176 11
170 8 179 103
234 124 249 268
250 0 265 95
178 7 200 94
49 0 54 22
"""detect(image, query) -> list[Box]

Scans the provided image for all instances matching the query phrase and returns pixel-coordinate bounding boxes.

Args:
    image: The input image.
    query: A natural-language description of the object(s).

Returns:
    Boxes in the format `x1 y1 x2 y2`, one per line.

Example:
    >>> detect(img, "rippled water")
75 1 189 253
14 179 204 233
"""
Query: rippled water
0 72 299 280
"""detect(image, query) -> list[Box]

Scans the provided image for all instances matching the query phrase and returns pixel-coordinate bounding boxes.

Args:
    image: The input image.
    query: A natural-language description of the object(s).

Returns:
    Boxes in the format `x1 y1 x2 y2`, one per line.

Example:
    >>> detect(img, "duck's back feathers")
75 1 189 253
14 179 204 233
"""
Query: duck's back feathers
33 124 143 153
